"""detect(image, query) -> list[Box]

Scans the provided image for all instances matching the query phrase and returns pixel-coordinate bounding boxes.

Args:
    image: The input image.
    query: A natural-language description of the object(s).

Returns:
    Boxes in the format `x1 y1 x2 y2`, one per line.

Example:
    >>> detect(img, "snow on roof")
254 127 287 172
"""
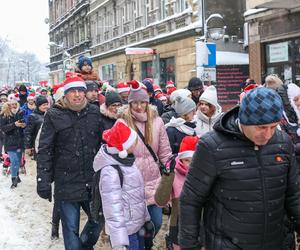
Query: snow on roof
216 51 249 65
244 8 268 17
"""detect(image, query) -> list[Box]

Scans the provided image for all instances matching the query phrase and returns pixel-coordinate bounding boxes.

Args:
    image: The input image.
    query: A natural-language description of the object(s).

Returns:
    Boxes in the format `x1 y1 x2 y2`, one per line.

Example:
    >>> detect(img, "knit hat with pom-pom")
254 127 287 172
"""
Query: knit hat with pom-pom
178 136 199 159
127 80 149 103
103 120 138 159
174 96 196 116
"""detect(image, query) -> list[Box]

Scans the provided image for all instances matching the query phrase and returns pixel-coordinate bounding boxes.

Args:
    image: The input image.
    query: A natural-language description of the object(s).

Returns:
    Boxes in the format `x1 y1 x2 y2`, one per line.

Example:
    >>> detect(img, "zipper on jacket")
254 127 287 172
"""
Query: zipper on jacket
254 145 267 250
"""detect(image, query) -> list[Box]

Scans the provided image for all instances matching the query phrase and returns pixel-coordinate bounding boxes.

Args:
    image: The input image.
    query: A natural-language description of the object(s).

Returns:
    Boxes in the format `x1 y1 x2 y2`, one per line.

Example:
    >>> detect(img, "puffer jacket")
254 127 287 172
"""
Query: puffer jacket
93 145 150 248
37 100 101 201
24 109 45 149
179 106 300 250
162 105 177 124
165 117 197 154
120 105 172 205
195 109 223 137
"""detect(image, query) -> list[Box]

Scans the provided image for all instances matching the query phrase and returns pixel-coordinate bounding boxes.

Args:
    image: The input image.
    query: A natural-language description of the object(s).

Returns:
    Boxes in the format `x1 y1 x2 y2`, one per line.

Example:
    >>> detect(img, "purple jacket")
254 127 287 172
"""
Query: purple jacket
93 145 150 248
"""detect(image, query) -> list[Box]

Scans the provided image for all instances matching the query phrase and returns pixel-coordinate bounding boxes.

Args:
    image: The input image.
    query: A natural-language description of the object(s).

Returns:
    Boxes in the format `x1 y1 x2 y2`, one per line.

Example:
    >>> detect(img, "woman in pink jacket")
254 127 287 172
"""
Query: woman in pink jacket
119 80 172 249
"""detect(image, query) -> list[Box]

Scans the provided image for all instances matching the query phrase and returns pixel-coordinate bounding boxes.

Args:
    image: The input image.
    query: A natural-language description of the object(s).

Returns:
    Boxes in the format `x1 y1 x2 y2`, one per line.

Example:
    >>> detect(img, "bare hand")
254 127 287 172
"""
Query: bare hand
25 148 33 156
15 121 25 128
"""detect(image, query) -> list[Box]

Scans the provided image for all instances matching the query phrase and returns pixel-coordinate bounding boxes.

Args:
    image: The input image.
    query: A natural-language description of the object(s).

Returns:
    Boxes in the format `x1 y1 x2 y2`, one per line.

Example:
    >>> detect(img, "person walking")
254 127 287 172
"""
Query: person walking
179 87 300 250
0 94 25 188
165 96 197 154
93 120 150 250
195 85 223 137
37 74 102 249
119 80 172 249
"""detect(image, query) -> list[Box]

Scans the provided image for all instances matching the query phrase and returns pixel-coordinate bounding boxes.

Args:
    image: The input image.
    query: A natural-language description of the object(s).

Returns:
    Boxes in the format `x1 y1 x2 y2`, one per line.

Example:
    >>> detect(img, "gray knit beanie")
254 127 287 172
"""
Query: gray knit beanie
174 96 196 116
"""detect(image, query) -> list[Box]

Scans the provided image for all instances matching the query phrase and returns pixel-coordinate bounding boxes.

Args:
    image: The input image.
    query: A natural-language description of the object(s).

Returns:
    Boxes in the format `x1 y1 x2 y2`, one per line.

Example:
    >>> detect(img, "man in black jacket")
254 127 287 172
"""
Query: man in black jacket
37 74 101 250
179 87 300 250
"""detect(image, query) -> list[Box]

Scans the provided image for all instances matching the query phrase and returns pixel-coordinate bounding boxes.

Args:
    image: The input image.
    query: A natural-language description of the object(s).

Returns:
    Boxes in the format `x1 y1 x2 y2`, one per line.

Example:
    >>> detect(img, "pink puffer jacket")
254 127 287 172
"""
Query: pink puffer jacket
120 106 172 205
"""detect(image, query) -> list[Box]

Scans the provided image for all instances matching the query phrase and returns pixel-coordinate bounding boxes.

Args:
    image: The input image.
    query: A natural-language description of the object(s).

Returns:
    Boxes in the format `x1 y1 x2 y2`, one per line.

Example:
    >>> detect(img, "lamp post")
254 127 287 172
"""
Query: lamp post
19 59 30 82
196 0 226 81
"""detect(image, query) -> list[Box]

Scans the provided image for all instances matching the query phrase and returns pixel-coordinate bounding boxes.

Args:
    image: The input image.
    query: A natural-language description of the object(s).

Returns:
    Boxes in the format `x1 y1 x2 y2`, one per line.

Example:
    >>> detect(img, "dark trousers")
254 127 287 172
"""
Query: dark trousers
52 199 61 225
59 200 101 250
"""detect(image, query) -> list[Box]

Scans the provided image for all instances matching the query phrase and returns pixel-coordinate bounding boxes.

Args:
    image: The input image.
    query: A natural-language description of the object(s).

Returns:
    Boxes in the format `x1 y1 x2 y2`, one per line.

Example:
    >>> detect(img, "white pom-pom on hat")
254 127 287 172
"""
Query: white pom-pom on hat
118 150 128 159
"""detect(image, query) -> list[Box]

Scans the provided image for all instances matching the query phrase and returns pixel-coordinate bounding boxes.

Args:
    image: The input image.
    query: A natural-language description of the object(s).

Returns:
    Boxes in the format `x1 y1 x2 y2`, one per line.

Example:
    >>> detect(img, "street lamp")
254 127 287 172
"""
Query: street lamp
19 59 30 82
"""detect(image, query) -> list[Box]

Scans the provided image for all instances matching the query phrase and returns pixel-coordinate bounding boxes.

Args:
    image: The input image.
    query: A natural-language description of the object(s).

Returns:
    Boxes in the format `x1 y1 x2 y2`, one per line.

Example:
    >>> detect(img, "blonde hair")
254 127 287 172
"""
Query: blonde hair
121 104 155 145
0 103 16 117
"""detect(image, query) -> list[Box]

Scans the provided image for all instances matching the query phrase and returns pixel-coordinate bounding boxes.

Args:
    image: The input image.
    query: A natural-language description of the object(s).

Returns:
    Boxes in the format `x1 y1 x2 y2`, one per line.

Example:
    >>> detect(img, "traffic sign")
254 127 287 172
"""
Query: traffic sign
197 67 216 82
204 43 216 67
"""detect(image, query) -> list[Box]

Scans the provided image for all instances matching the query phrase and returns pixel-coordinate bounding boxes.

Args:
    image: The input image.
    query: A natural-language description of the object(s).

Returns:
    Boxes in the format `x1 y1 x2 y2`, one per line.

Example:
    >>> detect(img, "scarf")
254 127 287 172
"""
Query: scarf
64 97 88 112
131 109 148 122
165 117 196 135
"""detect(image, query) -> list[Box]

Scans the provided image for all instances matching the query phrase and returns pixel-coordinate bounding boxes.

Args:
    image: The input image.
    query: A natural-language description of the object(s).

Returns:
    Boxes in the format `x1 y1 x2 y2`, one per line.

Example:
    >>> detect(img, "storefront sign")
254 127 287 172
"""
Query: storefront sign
268 42 289 63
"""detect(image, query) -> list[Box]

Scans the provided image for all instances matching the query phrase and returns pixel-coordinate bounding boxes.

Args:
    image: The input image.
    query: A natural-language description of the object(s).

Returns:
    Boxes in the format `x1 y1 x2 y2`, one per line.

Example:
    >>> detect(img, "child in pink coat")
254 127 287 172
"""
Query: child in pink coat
154 136 204 250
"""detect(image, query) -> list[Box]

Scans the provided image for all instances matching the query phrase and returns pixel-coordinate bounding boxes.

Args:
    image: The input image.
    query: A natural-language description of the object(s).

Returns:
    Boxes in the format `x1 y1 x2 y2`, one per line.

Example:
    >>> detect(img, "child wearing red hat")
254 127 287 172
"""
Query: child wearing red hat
154 135 201 250
93 120 150 250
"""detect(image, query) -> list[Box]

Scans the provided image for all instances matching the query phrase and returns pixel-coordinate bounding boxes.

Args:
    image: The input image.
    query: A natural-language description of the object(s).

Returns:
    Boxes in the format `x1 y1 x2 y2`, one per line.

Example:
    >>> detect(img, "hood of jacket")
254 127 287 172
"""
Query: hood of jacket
213 106 247 140
100 103 118 120
196 108 223 124
93 145 135 172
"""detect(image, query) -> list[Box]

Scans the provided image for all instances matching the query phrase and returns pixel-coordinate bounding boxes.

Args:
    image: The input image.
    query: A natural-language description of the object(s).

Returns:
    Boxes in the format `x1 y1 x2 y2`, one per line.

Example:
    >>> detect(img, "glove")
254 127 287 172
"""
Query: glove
37 187 52 202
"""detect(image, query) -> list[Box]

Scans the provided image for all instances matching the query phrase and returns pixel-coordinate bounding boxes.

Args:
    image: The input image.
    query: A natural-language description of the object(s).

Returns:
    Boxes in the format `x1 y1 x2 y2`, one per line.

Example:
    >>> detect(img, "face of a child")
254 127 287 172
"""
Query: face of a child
294 96 300 108
81 64 92 73
181 157 193 167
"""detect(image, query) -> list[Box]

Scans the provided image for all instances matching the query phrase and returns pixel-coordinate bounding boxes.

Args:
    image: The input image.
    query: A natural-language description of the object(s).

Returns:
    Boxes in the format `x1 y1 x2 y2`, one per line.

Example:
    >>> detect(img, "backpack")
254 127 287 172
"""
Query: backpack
90 165 123 228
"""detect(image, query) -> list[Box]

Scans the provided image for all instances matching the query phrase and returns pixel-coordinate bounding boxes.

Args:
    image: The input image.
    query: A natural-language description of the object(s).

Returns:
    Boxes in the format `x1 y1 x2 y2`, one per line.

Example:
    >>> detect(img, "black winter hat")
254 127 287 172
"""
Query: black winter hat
105 91 122 107
18 84 27 93
35 95 48 107
85 80 99 92
188 77 203 91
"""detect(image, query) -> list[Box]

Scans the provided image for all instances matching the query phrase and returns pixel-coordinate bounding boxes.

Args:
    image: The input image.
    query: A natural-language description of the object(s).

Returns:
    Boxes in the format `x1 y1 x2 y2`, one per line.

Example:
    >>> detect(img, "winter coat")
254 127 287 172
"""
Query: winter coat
179 106 300 250
80 70 101 81
37 100 101 201
18 93 28 107
165 117 197 154
93 145 150 248
0 111 24 151
120 105 172 205
150 97 164 116
161 105 177 124
195 109 223 137
20 103 34 124
24 109 45 149
99 104 117 142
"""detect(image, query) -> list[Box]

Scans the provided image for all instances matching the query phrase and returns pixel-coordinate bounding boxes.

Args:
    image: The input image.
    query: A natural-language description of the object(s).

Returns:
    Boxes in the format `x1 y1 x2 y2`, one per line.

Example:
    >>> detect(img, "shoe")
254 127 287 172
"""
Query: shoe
10 177 18 189
51 223 59 240
17 176 21 183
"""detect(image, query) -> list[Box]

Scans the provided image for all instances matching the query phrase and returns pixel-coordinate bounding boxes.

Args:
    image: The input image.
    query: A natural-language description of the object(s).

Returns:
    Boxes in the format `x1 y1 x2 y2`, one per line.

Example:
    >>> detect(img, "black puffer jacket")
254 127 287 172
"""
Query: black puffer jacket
24 109 45 149
162 105 177 124
37 102 101 201
0 112 24 151
179 106 300 250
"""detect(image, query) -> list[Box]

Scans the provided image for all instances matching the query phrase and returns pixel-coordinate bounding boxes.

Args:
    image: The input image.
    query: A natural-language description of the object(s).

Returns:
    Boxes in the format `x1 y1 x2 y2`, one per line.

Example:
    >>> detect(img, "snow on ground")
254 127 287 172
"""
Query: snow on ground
0 158 167 250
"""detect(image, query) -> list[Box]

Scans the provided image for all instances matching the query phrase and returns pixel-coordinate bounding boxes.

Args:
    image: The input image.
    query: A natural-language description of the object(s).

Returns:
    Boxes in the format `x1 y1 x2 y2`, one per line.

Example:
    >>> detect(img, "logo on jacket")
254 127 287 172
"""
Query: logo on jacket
230 161 245 166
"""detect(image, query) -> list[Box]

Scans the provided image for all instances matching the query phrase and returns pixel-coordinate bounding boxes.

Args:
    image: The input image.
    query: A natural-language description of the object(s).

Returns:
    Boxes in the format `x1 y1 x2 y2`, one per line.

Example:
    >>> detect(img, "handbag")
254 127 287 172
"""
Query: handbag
135 127 170 175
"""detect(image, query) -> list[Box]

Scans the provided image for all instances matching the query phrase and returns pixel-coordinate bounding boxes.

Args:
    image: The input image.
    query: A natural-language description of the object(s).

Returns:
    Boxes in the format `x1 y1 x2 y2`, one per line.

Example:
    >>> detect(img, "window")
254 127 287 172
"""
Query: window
175 0 188 13
160 0 166 20
101 64 116 85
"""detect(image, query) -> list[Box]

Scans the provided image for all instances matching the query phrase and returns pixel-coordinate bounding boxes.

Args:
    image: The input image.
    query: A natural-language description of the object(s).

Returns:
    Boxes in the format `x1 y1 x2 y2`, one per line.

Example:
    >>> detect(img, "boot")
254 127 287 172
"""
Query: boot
17 173 21 183
51 223 59 240
10 177 18 189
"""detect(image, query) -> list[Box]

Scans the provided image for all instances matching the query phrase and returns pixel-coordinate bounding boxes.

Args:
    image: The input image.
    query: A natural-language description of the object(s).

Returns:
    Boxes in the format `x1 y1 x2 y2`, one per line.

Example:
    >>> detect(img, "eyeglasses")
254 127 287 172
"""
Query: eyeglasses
110 103 122 108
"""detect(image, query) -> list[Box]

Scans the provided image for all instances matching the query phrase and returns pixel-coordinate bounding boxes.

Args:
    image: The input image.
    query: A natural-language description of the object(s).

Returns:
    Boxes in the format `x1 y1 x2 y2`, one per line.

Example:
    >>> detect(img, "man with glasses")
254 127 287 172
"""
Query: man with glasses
187 77 204 105
37 74 102 250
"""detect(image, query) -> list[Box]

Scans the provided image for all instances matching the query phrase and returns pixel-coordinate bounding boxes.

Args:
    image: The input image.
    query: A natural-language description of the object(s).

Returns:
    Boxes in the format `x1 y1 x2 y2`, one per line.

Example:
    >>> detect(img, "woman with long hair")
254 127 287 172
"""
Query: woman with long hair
0 94 25 188
119 80 172 249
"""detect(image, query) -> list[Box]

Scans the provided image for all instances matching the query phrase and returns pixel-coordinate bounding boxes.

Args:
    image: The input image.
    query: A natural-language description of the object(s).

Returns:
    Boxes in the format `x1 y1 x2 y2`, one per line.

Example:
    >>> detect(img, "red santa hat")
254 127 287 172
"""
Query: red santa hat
27 92 36 101
166 80 175 89
63 73 86 93
103 120 138 159
178 136 199 159
156 93 167 102
153 85 162 94
116 82 130 94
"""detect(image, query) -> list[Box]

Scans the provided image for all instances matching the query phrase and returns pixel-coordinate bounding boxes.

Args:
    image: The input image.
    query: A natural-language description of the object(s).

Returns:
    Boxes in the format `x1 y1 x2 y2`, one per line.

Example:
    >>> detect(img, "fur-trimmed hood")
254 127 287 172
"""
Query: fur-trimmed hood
100 103 118 120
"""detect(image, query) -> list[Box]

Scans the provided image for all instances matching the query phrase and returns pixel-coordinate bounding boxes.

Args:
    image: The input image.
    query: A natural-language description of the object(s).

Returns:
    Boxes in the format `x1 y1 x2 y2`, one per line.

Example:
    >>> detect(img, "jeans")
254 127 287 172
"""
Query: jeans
144 204 163 249
59 200 101 250
128 232 145 250
7 149 22 177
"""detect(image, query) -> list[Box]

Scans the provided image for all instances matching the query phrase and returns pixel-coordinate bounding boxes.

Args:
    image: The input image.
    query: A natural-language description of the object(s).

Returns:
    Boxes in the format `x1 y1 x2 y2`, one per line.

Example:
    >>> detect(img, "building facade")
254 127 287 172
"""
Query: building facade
246 0 300 84
48 0 91 83
88 0 247 88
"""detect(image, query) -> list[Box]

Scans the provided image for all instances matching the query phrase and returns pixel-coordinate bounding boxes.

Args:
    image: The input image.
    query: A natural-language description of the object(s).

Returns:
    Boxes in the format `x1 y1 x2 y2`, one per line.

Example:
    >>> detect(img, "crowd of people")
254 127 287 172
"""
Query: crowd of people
1 55 300 250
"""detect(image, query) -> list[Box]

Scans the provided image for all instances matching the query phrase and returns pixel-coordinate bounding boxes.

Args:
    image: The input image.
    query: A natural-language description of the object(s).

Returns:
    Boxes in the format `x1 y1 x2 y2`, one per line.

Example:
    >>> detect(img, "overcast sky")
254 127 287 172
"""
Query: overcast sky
0 0 49 63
